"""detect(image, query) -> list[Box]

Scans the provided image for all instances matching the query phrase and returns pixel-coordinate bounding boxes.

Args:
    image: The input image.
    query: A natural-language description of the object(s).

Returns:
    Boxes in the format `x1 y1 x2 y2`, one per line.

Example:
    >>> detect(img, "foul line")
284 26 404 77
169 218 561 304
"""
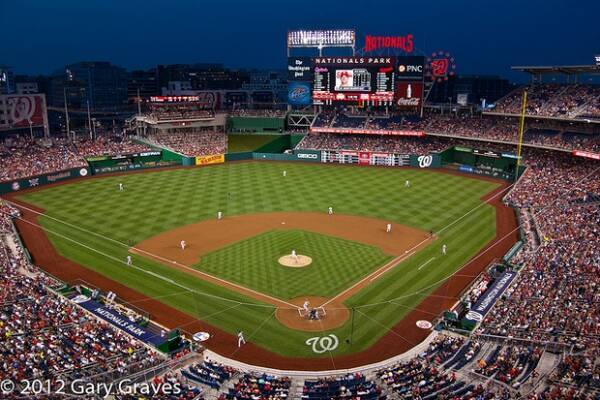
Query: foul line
0 209 280 310
418 257 436 271
320 182 516 308
4 201 300 310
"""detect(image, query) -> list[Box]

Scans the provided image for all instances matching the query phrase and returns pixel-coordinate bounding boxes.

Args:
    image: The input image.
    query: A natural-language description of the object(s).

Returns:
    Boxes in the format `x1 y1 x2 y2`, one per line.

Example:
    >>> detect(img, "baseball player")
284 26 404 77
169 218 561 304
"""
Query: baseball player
217 211 223 220
405 180 411 188
126 255 132 266
180 240 186 250
302 299 310 315
291 249 299 264
386 223 392 233
442 244 447 255
118 183 124 191
283 170 287 177
328 206 333 215
237 330 246 347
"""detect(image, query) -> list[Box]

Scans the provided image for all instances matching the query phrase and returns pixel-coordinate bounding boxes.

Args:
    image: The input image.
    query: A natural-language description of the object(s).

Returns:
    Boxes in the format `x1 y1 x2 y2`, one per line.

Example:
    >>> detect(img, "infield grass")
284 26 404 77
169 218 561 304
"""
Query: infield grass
195 229 392 299
17 161 498 357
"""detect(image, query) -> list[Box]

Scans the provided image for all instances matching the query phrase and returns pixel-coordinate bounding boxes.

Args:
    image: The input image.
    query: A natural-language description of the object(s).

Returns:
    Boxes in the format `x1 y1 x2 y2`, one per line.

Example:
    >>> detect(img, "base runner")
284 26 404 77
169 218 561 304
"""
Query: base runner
180 240 186 250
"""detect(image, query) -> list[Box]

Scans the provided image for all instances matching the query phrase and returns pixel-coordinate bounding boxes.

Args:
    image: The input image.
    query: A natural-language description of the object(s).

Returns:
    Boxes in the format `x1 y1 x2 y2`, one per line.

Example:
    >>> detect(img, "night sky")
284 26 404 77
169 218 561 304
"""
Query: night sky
3 0 599 81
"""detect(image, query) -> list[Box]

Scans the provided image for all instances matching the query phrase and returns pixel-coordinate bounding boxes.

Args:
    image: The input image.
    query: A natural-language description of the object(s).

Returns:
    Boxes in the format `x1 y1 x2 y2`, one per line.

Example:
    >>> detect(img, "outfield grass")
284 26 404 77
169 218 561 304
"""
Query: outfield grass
18 162 498 357
195 229 392 299
227 134 281 152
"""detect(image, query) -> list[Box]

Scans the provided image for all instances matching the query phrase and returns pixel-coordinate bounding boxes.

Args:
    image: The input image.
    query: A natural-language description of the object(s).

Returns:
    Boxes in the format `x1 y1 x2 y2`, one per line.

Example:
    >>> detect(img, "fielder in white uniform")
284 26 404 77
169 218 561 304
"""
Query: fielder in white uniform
328 206 333 215
291 249 298 264
126 255 132 266
283 170 287 177
118 183 124 191
180 240 186 250
405 180 411 188
442 244 447 255
217 211 223 220
386 223 392 233
237 331 246 347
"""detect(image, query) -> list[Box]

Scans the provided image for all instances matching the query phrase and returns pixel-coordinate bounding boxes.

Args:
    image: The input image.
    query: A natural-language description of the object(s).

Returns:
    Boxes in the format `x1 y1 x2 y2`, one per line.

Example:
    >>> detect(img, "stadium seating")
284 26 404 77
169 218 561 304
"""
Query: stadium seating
493 84 600 119
144 130 227 157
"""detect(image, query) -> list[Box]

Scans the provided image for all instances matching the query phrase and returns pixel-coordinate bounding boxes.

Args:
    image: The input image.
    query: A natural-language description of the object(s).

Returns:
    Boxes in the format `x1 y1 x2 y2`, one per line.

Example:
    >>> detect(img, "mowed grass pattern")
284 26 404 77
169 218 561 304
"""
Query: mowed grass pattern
196 229 392 299
18 162 498 357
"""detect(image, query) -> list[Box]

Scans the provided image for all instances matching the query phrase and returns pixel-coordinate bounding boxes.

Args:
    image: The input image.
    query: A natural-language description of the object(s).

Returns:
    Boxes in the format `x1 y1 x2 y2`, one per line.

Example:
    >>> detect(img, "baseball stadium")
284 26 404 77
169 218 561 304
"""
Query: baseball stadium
1 11 599 400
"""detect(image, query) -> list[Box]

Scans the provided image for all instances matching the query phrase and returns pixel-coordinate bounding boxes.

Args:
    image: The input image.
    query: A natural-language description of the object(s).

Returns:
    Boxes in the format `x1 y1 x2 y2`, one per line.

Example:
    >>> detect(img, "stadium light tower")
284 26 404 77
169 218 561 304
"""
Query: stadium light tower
64 68 73 140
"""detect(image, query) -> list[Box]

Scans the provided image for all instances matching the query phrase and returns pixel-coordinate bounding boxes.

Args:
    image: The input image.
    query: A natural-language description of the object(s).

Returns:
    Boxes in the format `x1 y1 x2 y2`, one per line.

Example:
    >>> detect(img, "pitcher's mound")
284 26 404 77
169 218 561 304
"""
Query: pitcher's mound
278 254 312 267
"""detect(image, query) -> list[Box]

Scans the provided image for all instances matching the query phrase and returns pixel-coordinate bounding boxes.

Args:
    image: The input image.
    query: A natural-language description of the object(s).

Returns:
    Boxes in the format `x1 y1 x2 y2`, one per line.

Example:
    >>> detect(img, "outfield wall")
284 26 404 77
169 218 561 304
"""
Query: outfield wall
87 151 182 175
228 116 285 133
0 145 518 195
0 167 90 194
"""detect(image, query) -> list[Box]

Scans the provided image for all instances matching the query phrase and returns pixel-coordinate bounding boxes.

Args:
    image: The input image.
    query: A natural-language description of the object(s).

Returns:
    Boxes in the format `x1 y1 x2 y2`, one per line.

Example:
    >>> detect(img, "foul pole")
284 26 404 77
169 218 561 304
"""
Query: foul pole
515 90 528 182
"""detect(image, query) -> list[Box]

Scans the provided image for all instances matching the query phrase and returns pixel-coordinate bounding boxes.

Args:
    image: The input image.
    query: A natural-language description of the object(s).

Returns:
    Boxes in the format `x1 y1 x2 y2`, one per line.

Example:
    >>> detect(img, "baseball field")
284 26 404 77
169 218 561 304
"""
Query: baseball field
10 161 517 368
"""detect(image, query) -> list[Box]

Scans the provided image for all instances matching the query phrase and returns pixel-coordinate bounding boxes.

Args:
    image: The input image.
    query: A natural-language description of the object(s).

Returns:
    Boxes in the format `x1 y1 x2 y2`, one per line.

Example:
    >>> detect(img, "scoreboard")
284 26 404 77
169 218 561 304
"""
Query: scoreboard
312 57 396 105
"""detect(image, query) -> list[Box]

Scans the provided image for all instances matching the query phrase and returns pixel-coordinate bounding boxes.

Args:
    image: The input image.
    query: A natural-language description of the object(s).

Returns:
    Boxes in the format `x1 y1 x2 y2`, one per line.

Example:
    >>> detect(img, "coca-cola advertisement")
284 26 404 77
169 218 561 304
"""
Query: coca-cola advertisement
395 82 423 108
1 94 48 129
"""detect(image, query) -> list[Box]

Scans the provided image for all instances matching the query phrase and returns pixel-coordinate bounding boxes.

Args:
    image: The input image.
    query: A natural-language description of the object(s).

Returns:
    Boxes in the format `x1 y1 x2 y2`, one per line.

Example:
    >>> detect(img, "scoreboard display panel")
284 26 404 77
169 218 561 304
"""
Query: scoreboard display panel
312 57 396 105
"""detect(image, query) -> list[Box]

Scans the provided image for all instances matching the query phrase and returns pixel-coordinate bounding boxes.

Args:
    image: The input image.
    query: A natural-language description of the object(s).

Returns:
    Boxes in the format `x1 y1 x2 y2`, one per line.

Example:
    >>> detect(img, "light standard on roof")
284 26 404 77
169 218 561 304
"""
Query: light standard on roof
64 68 73 140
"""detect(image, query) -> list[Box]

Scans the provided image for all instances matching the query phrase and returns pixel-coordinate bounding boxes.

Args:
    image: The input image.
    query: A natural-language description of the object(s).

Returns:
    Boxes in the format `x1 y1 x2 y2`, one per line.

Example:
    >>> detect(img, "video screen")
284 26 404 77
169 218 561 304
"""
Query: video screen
312 57 395 104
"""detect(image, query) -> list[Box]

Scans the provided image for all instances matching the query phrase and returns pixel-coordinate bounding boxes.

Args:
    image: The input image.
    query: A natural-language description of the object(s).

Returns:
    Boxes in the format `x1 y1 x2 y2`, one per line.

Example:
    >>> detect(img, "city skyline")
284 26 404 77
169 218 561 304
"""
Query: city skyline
2 0 599 81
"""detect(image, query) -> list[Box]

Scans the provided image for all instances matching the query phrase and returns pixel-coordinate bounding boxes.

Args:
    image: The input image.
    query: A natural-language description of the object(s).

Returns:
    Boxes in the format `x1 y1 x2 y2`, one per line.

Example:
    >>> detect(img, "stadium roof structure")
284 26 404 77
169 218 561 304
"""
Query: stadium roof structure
511 65 600 75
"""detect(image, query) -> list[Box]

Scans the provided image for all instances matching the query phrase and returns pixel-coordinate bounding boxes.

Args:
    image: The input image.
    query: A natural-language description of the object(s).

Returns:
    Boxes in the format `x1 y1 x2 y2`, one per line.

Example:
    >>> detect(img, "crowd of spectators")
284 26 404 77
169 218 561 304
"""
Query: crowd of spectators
0 136 87 182
0 135 156 182
479 151 599 353
493 84 600 119
182 359 237 389
473 345 542 385
302 373 383 399
297 133 447 154
310 110 600 152
146 129 227 157
147 104 214 121
0 202 166 387
220 372 291 399
72 137 152 157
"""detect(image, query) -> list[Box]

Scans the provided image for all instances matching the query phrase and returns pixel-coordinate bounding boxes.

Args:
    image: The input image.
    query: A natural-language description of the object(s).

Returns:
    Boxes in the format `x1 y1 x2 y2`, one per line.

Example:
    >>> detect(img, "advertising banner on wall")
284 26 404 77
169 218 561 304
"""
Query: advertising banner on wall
293 150 321 162
0 167 90 194
287 81 312 106
195 154 225 166
0 94 48 131
396 56 425 80
395 82 423 108
358 151 371 165
287 57 313 81
75 298 164 346
410 154 441 168
464 271 517 324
